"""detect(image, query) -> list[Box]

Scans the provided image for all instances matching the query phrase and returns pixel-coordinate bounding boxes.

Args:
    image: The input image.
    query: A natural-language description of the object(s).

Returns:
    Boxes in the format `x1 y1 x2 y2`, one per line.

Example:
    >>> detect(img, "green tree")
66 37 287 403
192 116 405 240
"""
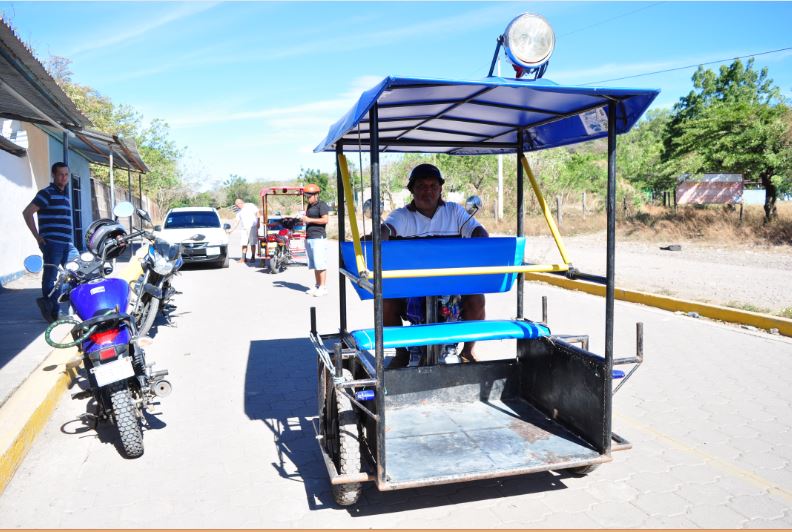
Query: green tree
45 56 186 210
298 167 333 202
662 59 790 221
618 109 672 194
223 174 255 205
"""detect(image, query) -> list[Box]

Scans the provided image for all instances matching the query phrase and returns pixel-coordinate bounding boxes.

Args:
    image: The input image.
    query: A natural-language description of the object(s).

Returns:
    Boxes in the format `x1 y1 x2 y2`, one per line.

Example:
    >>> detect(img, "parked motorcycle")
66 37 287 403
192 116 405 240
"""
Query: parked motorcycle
24 202 172 458
127 218 184 337
265 219 297 274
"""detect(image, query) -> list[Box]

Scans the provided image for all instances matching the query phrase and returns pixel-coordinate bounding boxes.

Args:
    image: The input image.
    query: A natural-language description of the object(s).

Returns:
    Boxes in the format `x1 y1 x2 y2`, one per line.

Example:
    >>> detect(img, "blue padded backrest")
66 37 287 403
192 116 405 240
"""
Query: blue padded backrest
341 237 526 300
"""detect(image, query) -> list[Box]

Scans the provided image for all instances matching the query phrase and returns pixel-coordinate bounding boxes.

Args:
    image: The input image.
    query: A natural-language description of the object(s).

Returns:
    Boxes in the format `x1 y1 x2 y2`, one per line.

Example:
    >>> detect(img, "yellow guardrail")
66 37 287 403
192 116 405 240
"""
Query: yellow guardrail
524 271 792 337
337 154 368 278
520 154 572 266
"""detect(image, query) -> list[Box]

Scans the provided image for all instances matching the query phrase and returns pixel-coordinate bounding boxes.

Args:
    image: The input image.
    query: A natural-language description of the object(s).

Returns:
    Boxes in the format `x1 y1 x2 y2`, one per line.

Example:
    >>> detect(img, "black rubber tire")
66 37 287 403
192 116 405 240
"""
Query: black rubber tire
328 369 363 506
109 382 144 458
566 464 601 476
220 253 229 268
137 296 160 337
269 251 281 274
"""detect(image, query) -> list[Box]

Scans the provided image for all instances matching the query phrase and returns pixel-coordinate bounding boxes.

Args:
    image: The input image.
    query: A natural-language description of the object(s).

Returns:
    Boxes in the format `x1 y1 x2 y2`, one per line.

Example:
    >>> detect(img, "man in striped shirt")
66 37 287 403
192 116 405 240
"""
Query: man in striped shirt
22 162 79 322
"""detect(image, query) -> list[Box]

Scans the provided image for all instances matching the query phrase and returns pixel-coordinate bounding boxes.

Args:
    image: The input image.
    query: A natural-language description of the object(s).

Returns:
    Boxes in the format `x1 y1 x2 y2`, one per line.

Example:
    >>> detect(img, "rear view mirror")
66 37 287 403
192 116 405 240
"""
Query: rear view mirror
153 225 162 232
24 255 44 273
223 223 231 230
136 208 152 223
113 202 135 218
465 196 482 215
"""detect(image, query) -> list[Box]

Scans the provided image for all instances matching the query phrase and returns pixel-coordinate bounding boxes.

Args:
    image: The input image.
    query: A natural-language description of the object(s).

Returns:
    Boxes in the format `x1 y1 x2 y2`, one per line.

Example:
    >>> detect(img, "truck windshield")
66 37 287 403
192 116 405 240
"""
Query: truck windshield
164 212 220 229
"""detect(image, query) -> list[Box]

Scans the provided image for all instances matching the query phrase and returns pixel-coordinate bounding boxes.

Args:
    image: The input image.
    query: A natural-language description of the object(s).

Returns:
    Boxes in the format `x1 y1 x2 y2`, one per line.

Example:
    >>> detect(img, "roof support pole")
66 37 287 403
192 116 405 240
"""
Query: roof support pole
127 167 133 232
516 130 524 319
336 144 347 334
62 131 76 246
109 151 115 216
369 103 386 488
604 101 617 454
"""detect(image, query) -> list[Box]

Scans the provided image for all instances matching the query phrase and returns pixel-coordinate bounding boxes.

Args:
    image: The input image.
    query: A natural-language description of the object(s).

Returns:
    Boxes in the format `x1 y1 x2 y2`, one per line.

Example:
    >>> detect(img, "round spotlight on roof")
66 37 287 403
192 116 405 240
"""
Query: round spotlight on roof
503 13 555 78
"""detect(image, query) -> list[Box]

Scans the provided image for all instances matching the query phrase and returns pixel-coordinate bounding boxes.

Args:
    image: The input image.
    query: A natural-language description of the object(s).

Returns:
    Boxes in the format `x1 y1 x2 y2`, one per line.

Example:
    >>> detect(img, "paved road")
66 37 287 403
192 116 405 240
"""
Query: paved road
1 240 791 528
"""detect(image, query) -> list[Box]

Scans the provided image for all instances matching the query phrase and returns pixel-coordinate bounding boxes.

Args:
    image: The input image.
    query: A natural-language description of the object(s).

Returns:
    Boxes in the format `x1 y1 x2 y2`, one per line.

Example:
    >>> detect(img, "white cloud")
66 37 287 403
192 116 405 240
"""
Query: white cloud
68 2 219 57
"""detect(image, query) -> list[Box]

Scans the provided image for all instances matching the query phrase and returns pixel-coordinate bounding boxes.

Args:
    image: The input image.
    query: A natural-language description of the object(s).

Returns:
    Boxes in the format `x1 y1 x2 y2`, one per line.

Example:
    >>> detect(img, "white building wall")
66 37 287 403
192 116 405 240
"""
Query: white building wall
0 123 94 285
0 123 49 285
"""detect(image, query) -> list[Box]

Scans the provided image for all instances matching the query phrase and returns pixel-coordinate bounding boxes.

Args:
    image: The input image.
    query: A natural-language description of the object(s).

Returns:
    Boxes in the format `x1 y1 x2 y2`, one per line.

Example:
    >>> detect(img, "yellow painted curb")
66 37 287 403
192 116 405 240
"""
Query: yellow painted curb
0 344 80 495
524 272 792 337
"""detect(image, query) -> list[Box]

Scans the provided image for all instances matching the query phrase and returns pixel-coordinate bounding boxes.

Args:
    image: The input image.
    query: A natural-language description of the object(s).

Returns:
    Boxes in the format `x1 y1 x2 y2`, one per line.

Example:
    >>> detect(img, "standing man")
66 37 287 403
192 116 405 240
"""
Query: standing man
379 163 489 366
22 162 79 322
229 198 259 263
302 183 330 297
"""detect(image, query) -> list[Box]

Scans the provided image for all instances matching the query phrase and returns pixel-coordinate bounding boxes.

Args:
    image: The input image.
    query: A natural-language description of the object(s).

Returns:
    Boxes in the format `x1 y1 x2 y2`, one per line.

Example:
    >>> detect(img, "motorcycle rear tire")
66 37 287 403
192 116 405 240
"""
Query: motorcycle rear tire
109 381 144 458
137 297 160 337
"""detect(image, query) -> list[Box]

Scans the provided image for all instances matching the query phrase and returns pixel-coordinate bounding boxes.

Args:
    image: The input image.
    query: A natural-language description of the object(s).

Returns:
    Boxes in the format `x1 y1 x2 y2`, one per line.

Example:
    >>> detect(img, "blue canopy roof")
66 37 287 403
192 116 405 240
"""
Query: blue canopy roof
315 76 659 155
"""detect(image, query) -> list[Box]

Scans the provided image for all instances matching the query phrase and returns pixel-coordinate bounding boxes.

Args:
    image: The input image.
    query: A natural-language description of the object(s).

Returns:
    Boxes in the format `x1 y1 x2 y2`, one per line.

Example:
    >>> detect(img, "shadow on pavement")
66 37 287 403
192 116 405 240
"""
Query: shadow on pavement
244 338 569 514
59 371 168 456
0 285 47 371
272 281 312 293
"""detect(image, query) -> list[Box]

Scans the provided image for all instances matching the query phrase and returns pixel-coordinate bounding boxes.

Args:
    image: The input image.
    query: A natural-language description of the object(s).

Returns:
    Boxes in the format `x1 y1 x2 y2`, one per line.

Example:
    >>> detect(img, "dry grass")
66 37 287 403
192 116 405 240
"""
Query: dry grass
478 202 792 246
328 202 792 247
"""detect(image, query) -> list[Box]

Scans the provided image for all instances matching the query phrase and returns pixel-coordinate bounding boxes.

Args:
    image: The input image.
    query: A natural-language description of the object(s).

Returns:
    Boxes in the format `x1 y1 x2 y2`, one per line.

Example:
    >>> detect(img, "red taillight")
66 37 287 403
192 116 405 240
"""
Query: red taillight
90 328 120 345
99 347 117 361
267 234 277 242
278 229 289 236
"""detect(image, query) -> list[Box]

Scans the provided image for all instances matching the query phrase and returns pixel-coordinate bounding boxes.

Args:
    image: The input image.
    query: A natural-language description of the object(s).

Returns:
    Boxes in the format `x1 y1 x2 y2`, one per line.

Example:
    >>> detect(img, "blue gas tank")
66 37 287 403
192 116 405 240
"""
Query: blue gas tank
70 277 129 320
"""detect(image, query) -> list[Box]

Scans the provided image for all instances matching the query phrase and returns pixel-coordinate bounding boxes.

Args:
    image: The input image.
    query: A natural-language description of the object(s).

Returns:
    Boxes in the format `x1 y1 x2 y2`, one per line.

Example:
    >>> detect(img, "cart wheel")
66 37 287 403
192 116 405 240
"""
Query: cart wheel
566 464 600 476
326 369 363 506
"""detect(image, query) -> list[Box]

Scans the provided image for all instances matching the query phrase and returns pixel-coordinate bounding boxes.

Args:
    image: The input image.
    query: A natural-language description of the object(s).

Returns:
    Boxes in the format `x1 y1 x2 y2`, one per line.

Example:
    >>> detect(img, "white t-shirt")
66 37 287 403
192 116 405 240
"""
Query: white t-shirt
384 200 482 238
236 203 259 231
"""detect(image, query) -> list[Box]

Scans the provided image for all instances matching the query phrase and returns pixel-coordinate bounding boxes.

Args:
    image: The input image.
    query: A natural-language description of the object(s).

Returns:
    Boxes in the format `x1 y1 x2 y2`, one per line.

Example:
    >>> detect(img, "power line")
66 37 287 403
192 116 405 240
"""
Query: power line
580 46 792 86
559 2 664 38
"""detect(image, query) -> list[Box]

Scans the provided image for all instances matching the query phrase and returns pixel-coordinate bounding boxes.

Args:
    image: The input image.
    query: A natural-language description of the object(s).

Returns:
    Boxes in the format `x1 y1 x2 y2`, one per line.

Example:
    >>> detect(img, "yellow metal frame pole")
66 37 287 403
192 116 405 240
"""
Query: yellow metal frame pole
337 154 368 277
520 154 572 266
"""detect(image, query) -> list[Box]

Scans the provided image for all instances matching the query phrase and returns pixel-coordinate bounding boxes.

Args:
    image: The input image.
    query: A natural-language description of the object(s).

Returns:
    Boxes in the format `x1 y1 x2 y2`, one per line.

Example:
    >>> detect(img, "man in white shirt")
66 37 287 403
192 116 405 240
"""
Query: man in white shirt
380 163 488 366
229 198 260 263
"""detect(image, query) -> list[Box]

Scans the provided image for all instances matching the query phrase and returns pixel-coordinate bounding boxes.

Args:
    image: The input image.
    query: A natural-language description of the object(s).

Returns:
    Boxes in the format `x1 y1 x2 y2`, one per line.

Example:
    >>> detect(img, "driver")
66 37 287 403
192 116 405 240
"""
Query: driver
379 163 489 367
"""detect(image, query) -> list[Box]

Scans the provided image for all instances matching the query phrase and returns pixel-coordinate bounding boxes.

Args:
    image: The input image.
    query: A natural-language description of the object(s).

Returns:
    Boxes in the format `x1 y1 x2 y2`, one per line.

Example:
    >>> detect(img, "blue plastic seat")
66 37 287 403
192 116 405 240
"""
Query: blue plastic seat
351 319 550 351
340 237 526 300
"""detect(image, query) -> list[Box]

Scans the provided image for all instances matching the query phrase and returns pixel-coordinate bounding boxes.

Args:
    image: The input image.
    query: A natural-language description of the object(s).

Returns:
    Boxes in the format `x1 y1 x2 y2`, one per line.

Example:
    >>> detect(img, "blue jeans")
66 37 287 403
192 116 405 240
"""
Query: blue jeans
40 240 79 307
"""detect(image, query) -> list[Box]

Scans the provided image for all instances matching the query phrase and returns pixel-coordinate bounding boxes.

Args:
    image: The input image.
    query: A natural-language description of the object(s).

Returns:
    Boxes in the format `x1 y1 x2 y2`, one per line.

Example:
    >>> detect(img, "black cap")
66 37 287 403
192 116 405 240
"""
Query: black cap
407 163 444 191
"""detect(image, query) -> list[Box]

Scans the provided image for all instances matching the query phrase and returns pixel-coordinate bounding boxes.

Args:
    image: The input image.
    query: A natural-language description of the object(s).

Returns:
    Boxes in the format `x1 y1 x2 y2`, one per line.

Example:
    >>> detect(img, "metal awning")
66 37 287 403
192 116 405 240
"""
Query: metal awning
39 124 149 173
0 20 88 130
315 76 659 154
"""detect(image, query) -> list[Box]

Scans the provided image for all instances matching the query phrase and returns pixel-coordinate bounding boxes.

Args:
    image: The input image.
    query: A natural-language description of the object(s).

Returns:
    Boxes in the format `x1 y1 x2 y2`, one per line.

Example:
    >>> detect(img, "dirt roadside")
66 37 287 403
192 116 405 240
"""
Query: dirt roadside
525 231 792 316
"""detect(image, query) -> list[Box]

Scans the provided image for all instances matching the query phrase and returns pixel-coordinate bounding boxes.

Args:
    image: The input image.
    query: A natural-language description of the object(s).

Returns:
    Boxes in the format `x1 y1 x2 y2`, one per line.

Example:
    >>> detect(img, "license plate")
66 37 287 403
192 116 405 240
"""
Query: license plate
91 357 134 387
206 246 220 256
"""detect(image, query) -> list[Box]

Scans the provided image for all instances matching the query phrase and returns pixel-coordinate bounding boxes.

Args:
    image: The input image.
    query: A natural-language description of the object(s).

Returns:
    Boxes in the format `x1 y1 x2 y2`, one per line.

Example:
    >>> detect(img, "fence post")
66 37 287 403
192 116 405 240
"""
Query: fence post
555 195 562 226
582 191 587 217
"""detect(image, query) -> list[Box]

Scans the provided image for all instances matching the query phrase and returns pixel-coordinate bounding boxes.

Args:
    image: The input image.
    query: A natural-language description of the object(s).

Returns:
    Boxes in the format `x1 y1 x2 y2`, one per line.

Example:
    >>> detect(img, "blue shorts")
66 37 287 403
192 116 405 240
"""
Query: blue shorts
306 238 327 270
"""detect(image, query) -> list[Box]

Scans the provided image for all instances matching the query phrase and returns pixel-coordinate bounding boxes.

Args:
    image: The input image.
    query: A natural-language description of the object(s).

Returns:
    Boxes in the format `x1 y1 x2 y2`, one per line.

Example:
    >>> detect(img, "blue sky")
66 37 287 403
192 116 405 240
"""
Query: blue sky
2 1 791 189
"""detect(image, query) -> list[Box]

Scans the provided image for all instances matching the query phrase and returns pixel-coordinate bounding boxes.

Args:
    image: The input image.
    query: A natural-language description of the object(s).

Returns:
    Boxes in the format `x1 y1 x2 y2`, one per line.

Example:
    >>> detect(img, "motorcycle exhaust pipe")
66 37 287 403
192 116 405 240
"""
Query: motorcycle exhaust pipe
151 379 172 397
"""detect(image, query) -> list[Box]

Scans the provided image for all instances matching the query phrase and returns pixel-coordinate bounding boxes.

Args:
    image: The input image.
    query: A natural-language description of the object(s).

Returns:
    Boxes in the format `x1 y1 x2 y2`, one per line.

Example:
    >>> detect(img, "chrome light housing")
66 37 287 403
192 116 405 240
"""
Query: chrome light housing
503 13 555 77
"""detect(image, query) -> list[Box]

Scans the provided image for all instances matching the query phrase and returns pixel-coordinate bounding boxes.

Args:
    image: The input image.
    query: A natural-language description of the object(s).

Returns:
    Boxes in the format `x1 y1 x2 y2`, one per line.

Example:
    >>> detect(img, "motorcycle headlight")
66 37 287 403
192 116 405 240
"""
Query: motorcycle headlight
65 261 79 272
152 255 174 276
80 252 94 262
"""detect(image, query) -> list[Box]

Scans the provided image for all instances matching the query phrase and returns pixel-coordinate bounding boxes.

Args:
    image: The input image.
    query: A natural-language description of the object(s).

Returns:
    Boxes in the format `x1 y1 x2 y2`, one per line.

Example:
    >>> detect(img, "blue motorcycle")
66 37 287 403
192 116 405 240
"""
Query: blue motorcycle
25 202 171 458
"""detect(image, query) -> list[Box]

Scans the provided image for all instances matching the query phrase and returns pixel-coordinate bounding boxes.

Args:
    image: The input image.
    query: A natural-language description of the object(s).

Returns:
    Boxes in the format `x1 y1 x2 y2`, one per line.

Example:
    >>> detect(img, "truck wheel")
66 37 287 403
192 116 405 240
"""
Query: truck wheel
326 369 363 506
109 381 144 458
566 464 600 476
